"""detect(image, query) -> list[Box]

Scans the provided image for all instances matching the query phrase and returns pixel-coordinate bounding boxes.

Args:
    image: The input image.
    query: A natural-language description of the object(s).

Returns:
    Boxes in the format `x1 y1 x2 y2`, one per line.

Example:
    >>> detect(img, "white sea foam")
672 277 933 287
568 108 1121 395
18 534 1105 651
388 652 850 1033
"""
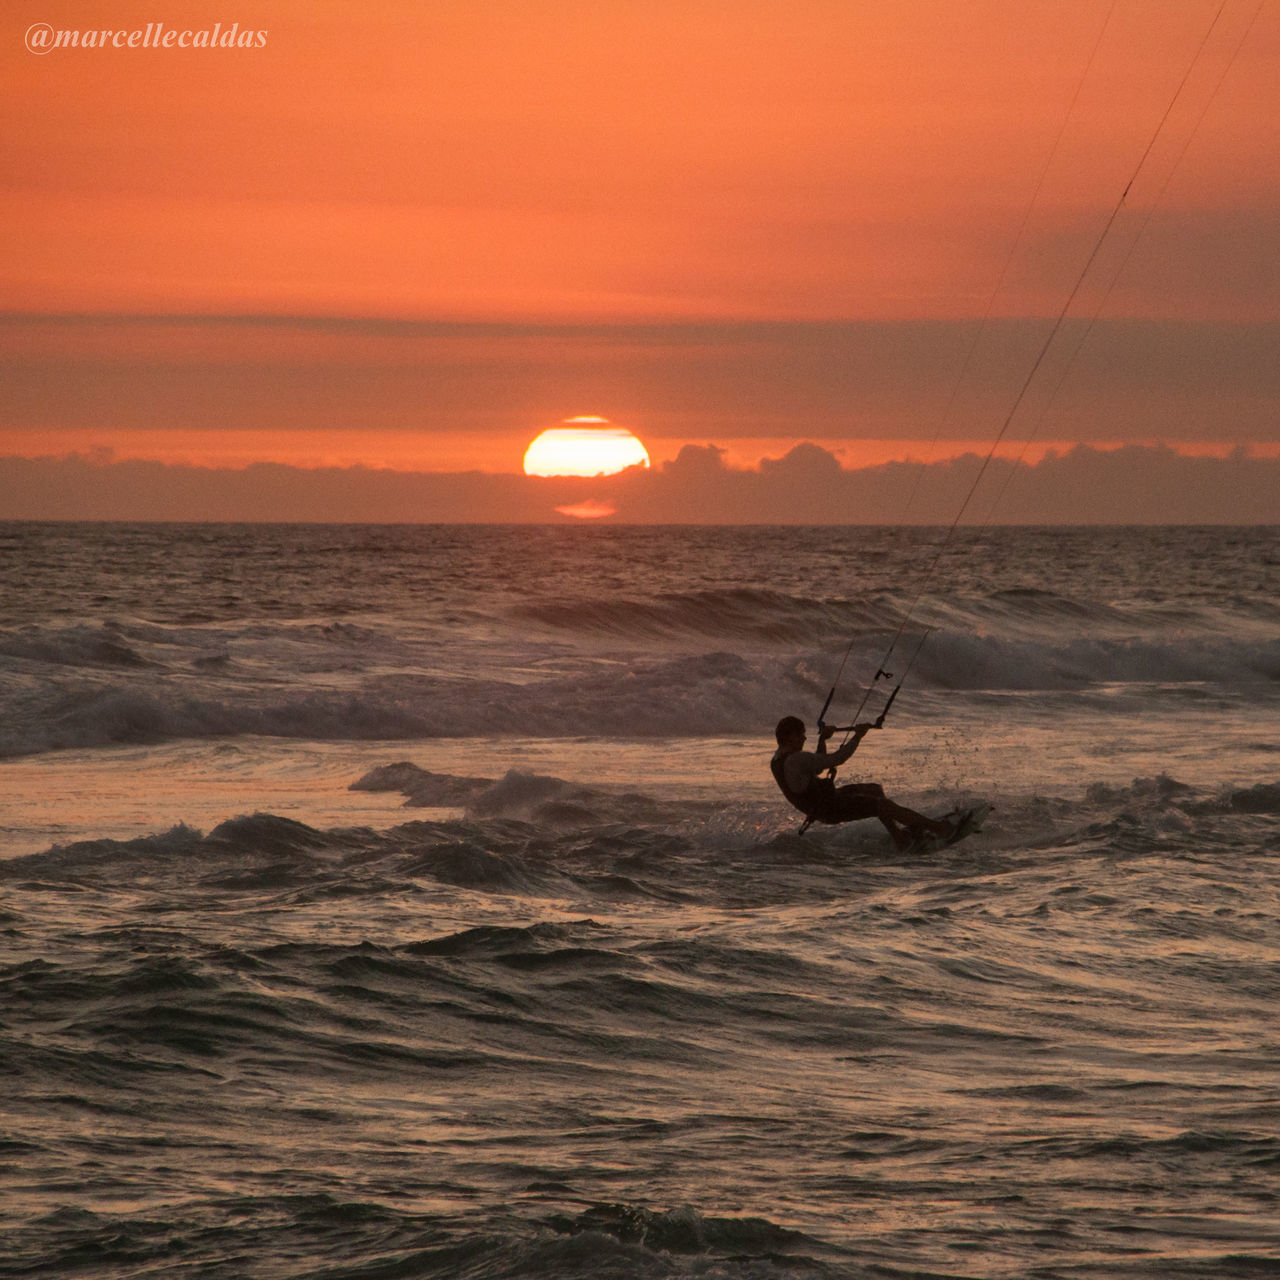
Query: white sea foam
1 614 1275 758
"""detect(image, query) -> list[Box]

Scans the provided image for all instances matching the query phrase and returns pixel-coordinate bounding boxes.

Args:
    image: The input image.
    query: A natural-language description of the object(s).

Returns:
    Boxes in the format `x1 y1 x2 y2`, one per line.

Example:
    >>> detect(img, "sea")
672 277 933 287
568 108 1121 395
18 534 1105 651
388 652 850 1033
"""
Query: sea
1 521 1278 1280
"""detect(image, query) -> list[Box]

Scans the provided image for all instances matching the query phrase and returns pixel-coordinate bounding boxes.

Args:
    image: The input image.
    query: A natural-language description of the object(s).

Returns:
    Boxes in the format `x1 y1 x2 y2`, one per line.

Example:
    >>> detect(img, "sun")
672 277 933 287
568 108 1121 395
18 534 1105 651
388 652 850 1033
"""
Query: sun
522 416 651 478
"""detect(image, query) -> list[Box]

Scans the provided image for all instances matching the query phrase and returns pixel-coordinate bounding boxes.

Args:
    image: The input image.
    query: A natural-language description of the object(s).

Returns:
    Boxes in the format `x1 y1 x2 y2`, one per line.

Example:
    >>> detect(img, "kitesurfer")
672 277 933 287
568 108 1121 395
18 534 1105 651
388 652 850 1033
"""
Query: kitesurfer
771 715 953 849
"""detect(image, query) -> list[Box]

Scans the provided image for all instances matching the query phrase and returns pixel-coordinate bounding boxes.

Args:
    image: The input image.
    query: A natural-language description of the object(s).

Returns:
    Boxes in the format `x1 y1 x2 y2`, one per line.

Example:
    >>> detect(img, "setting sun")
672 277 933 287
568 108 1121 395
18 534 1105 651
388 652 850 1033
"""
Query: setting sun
522 417 651 478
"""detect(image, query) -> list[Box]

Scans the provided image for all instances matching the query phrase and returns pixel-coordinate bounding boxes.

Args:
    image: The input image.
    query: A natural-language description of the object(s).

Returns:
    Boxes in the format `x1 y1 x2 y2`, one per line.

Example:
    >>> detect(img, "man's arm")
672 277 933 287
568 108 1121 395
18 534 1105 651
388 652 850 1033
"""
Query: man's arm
815 722 875 769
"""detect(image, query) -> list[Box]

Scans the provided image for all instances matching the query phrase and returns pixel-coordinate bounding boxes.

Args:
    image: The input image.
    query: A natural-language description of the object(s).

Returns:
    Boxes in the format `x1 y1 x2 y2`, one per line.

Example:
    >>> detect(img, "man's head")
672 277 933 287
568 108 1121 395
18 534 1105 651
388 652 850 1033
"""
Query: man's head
775 715 805 748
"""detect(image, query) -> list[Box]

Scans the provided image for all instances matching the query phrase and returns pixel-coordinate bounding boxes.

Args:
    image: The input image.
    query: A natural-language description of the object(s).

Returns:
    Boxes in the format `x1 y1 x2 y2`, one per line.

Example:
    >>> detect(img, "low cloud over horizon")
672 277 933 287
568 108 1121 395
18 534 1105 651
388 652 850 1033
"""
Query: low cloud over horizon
3 441 1276 525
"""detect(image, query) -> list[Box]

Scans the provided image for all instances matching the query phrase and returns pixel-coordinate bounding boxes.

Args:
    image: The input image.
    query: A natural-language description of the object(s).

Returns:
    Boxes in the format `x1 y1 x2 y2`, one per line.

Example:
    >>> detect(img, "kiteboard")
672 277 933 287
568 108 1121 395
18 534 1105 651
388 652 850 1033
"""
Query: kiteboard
908 801 991 854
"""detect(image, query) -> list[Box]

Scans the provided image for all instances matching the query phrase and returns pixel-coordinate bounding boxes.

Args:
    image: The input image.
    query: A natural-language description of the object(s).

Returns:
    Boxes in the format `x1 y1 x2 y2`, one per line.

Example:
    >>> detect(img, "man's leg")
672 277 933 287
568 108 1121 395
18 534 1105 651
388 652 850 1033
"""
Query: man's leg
875 796 951 842
877 813 911 850
833 784 909 849
830 784 952 849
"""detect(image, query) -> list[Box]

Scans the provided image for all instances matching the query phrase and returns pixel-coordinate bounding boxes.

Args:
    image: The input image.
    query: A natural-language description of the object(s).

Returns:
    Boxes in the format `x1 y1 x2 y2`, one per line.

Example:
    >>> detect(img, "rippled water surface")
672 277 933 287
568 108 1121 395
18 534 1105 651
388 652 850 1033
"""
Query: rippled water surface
1 523 1277 1278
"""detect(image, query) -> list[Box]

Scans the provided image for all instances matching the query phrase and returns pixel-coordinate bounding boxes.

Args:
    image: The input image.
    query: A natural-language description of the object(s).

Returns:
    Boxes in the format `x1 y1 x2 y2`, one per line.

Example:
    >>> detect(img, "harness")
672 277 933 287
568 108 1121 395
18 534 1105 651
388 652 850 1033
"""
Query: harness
770 750 838 824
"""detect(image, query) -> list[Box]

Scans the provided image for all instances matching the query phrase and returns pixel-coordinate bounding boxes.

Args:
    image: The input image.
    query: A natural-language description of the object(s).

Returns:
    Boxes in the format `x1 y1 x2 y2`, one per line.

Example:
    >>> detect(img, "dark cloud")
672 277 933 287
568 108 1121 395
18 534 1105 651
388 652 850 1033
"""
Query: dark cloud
759 442 843 480
3 444 1275 525
2 313 1277 441
664 443 729 475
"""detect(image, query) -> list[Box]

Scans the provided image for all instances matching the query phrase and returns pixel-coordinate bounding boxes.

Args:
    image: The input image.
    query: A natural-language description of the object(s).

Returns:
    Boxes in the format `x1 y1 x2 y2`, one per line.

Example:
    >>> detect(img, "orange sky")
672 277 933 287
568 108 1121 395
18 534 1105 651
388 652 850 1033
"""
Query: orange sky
2 0 1277 492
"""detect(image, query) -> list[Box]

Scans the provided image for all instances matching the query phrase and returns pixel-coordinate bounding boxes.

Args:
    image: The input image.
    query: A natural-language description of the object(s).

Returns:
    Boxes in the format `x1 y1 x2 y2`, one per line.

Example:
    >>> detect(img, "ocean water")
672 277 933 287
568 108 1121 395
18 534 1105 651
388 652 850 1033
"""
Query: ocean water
1 521 1278 1279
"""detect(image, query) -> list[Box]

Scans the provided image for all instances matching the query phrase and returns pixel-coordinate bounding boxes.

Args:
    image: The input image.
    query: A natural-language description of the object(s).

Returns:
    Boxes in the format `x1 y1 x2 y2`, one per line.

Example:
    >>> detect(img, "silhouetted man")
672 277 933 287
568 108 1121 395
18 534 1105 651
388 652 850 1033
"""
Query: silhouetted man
771 715 953 849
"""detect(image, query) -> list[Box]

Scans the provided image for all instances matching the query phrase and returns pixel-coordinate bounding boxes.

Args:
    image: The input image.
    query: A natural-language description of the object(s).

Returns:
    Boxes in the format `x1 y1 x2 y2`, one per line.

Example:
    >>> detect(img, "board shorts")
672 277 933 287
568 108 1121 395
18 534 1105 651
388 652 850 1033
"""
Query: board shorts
809 781 884 824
